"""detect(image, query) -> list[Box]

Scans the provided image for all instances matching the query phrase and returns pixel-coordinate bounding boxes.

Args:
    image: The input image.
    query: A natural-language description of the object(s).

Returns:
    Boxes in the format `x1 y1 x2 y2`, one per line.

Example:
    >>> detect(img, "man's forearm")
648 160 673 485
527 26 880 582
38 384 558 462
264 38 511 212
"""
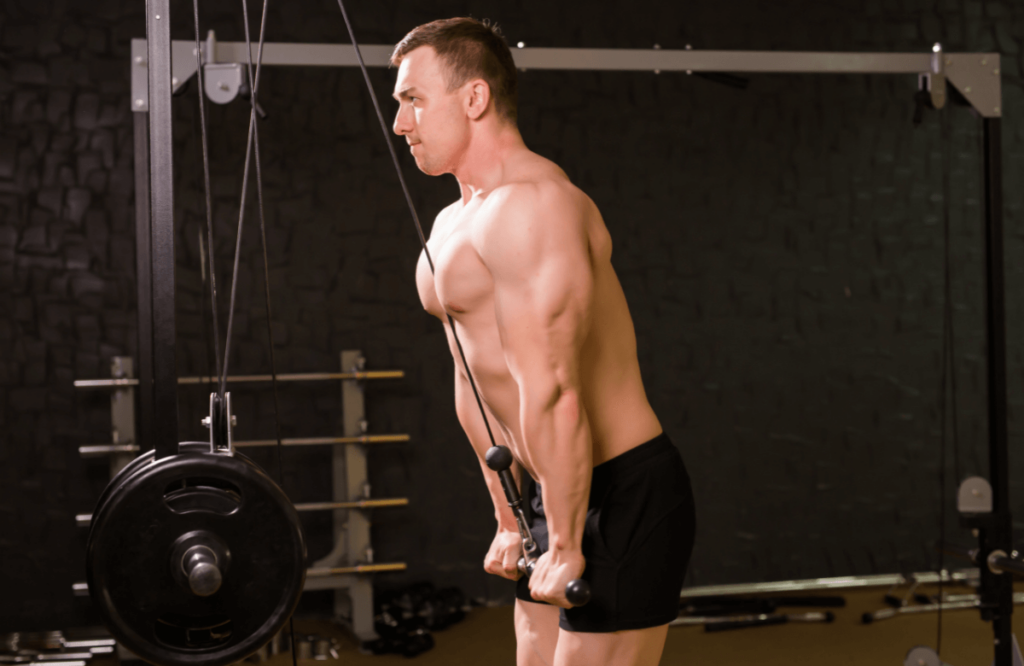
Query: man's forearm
522 386 592 553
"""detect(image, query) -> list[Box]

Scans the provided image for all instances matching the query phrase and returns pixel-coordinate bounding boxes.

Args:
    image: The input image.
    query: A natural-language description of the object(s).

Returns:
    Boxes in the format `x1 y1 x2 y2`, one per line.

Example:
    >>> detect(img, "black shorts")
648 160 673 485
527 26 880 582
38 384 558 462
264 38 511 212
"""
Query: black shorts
515 432 696 633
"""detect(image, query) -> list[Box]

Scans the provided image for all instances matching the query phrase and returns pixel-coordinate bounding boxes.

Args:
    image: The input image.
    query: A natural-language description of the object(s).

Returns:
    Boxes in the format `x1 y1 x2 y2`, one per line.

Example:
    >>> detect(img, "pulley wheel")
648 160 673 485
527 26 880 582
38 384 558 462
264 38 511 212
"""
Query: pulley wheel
86 442 306 666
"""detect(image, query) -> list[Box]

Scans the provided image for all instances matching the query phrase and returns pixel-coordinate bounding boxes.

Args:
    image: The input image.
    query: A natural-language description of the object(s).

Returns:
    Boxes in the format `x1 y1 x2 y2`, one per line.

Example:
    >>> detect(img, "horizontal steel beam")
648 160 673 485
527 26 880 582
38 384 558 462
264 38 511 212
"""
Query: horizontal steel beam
76 496 408 526
77 435 410 458
233 434 410 448
171 38 942 74
295 498 408 511
75 563 408 596
306 562 407 577
517 48 934 74
74 370 404 388
130 37 1002 118
79 444 140 458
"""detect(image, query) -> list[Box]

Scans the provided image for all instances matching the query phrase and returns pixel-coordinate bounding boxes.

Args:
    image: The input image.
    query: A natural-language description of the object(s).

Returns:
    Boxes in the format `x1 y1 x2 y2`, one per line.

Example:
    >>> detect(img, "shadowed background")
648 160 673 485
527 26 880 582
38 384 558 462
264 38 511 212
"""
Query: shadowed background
1 0 1023 630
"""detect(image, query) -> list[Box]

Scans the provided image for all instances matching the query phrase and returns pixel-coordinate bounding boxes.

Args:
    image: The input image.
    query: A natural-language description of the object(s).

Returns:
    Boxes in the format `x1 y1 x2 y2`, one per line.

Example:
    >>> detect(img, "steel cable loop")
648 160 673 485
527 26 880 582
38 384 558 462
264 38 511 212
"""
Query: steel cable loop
332 0 501 453
191 0 223 387
236 0 300 663
190 0 300 660
237 0 288 522
218 2 269 397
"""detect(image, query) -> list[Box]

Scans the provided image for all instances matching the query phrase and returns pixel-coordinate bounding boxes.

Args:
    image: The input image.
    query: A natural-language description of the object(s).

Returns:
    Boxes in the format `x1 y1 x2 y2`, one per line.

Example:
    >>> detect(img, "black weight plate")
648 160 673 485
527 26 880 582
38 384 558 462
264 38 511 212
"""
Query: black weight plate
88 442 213 532
86 446 306 666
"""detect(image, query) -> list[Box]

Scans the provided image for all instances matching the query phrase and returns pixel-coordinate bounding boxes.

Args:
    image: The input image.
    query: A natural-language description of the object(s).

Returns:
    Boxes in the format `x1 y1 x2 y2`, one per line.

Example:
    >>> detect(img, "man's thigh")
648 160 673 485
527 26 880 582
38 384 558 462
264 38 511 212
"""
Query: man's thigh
515 599 560 666
554 624 669 666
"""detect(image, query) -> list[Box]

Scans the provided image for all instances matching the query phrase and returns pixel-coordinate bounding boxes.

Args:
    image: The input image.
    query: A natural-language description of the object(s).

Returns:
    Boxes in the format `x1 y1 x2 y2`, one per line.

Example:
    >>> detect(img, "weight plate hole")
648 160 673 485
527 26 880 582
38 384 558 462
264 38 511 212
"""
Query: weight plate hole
164 479 242 515
155 612 232 649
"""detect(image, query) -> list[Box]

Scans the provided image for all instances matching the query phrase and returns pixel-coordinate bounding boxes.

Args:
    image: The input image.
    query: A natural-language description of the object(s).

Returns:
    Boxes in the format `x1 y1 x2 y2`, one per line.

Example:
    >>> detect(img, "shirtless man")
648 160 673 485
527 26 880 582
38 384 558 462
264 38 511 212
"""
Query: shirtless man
389 18 696 666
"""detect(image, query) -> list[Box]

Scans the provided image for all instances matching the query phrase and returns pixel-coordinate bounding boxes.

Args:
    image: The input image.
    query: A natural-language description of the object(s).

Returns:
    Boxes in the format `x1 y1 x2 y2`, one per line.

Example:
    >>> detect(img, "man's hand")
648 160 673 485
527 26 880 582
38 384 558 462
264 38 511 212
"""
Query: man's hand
528 548 586 608
483 529 523 580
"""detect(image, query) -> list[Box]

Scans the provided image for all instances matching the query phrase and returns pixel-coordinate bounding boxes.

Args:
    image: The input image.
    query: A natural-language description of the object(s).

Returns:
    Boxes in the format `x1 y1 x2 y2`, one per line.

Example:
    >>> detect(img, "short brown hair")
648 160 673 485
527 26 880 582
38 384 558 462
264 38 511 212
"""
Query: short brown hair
390 17 518 124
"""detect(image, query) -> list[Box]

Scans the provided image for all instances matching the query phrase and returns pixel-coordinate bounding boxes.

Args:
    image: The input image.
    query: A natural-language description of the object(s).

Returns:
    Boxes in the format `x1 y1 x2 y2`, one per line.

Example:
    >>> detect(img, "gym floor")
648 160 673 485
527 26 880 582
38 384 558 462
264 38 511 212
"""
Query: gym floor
240 582 1024 665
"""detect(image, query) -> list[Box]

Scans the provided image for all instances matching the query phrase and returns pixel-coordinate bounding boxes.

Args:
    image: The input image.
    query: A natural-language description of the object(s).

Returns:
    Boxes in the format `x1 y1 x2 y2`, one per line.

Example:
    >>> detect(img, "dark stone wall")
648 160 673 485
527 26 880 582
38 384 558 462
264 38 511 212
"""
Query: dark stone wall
2 0 1024 631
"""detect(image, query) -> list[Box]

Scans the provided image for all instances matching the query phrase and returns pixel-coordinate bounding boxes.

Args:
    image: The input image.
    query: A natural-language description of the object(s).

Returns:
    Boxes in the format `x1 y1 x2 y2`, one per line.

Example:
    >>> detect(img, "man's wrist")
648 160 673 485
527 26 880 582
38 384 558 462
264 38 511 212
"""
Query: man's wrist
548 533 583 554
496 516 519 532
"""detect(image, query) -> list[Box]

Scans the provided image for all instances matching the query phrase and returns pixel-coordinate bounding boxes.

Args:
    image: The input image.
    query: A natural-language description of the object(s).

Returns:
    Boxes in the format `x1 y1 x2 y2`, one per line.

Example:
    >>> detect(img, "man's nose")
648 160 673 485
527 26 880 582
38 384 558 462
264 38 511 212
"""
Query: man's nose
393 105 409 135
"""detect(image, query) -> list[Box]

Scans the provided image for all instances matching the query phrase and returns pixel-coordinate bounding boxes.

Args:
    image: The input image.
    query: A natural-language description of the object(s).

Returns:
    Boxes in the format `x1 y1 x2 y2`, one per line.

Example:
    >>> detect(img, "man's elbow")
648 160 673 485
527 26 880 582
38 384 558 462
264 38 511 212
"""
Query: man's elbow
552 386 583 425
525 381 583 423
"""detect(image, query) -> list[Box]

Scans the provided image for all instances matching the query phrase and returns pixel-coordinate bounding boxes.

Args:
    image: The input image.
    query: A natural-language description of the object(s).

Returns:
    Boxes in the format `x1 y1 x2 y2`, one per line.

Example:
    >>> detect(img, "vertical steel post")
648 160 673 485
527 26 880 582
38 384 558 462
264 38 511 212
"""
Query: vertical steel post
980 116 1013 665
132 112 153 455
146 0 178 460
340 350 377 642
109 357 136 478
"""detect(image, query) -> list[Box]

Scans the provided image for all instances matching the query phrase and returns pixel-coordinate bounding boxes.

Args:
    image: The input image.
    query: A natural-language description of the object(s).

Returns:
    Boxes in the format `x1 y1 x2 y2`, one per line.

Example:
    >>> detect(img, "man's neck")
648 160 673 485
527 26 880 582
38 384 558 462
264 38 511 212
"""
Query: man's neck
452 123 527 204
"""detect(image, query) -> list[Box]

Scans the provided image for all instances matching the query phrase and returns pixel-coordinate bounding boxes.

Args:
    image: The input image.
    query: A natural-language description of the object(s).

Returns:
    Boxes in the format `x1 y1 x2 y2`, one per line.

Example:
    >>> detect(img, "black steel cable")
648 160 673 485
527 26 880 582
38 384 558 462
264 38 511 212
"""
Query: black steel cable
190 0 299 658
236 0 299 662
191 1 224 388
238 0 283 486
219 114 255 397
332 0 501 452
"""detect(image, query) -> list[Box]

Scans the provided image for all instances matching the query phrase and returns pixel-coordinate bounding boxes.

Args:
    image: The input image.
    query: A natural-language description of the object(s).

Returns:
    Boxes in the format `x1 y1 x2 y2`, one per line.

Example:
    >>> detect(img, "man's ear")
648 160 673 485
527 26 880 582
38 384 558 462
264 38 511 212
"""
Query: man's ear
465 79 491 120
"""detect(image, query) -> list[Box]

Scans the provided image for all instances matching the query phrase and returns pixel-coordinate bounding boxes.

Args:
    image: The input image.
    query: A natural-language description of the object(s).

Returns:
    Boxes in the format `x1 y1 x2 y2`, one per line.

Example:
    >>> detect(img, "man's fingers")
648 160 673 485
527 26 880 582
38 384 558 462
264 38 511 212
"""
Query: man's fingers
484 558 504 577
484 557 520 580
504 554 520 577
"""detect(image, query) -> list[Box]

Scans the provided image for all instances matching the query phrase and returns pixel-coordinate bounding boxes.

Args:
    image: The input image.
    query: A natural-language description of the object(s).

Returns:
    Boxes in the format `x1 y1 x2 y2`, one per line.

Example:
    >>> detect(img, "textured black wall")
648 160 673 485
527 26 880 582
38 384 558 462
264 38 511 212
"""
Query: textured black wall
2 0 1024 631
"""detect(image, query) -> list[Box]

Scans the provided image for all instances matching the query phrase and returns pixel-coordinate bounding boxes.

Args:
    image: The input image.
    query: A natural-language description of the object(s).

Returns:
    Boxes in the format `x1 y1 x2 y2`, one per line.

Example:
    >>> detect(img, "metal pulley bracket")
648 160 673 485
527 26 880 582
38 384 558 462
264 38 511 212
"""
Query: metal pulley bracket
205 63 247 104
958 476 993 515
202 392 236 455
131 37 206 112
917 43 946 111
944 52 1003 118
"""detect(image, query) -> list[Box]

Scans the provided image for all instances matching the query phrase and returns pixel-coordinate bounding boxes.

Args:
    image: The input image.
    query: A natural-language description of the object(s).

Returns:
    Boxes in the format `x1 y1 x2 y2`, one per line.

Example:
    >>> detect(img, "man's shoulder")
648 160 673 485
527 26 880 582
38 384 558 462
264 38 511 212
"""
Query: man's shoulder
476 176 594 271
488 174 590 227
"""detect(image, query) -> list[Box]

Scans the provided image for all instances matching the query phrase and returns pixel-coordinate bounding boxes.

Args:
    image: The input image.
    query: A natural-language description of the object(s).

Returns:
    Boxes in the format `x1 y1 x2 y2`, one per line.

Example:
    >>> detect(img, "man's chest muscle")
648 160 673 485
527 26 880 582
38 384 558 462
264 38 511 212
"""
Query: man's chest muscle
415 213 494 319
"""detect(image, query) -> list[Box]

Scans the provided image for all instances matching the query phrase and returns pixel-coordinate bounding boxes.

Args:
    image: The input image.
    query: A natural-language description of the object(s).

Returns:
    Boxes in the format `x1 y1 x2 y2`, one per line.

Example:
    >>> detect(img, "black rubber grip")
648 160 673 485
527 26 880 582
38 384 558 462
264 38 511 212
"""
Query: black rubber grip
565 579 591 607
485 445 513 471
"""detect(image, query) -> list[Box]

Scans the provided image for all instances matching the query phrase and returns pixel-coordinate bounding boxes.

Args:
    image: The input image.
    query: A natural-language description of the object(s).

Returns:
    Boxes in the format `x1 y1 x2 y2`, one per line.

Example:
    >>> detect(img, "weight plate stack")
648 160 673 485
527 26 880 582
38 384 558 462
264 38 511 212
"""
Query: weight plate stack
86 443 306 666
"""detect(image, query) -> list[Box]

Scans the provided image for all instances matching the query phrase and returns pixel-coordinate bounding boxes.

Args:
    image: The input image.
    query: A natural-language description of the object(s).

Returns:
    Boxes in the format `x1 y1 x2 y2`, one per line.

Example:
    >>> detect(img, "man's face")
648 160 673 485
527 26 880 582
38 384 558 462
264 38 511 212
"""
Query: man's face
392 46 469 176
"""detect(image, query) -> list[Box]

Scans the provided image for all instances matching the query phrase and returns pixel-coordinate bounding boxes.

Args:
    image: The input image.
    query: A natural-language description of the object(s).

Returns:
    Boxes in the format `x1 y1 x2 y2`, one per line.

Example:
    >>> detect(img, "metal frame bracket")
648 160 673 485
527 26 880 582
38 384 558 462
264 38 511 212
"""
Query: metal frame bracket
944 52 1002 118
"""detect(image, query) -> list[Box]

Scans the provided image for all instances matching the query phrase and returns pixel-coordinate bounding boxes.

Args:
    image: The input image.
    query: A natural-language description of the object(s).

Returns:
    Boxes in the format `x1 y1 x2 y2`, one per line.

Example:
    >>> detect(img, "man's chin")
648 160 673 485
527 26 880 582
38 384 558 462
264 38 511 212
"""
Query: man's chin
415 159 443 176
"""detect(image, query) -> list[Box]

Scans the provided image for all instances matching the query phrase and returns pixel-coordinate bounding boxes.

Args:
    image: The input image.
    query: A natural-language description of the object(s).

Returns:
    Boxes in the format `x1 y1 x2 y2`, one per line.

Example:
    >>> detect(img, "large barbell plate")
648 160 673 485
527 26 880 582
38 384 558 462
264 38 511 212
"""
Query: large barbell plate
86 443 306 666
